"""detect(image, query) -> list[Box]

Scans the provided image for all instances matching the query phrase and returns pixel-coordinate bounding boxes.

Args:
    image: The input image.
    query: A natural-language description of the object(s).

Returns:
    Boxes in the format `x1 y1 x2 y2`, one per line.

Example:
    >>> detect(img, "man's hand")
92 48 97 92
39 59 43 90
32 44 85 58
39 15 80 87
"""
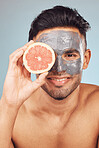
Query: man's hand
1 40 48 109
0 40 48 148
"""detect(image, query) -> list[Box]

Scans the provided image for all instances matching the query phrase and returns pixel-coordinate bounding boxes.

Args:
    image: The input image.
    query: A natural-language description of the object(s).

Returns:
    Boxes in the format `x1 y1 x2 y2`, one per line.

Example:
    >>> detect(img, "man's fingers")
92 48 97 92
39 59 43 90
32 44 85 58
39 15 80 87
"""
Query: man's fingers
9 50 24 65
9 40 34 69
22 72 48 99
31 72 48 91
22 65 31 79
23 40 34 51
17 56 23 67
10 40 34 58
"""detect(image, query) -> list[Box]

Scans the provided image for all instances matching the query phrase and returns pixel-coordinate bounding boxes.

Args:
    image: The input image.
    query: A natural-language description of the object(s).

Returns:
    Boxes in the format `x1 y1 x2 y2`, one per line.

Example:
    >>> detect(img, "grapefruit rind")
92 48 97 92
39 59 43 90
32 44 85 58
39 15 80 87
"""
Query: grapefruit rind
23 42 55 74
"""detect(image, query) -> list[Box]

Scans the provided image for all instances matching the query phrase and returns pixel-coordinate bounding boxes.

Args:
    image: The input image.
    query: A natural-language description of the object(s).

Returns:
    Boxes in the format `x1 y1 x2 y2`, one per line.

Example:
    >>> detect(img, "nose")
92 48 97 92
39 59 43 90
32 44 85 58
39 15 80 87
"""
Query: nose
49 55 63 72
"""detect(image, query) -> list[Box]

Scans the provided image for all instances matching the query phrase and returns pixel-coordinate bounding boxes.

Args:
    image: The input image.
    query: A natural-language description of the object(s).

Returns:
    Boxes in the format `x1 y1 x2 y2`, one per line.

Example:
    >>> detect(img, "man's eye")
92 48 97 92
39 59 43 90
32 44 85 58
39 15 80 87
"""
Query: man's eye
62 53 79 60
67 54 76 57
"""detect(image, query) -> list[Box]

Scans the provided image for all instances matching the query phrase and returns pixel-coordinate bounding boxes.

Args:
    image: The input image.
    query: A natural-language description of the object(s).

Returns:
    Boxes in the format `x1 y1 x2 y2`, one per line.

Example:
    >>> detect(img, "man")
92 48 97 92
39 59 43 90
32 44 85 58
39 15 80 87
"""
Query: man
0 6 99 148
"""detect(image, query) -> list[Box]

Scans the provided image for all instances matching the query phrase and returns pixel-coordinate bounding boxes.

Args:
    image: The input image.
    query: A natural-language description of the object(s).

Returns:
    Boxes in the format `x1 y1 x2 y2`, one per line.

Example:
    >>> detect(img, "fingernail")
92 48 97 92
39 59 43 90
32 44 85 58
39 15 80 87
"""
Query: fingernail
43 71 48 75
42 72 48 77
39 72 48 79
30 40 34 43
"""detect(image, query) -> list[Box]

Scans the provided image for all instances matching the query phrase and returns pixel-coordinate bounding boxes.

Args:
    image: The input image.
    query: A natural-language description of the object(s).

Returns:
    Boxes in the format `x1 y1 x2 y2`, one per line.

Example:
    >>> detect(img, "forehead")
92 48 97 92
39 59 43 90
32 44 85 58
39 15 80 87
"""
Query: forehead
35 28 83 51
35 27 83 41
38 31 80 47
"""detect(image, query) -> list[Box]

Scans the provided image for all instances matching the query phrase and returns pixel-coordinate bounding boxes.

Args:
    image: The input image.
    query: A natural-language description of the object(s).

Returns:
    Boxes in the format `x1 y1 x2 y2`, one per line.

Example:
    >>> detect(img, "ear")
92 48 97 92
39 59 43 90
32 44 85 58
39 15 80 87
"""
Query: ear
83 49 91 70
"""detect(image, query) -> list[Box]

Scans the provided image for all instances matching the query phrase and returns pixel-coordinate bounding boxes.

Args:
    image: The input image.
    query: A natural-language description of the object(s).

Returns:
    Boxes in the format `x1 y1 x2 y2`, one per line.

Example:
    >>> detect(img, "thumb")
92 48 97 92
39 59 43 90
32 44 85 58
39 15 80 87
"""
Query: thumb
30 72 48 92
17 72 48 105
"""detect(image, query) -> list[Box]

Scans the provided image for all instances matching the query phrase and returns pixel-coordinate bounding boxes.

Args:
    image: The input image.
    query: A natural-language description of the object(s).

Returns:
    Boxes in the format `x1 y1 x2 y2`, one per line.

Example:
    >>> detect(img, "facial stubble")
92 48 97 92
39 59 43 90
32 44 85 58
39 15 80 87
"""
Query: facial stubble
36 30 84 100
41 74 81 101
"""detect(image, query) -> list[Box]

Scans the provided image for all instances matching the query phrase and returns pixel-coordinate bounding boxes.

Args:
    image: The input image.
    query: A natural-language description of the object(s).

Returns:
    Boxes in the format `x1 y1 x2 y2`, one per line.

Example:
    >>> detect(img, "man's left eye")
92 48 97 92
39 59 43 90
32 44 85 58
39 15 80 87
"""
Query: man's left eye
62 53 79 60
67 54 76 57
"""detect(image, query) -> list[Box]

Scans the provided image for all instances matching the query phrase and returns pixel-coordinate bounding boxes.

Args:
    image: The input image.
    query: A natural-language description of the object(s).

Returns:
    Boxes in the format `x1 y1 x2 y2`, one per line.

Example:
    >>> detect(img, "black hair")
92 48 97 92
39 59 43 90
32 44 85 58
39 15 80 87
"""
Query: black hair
28 5 91 47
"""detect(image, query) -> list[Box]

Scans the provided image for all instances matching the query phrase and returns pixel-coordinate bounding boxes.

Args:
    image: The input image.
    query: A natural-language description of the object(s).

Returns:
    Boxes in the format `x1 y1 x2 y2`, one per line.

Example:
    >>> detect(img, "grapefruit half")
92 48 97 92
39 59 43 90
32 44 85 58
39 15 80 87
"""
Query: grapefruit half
23 42 55 74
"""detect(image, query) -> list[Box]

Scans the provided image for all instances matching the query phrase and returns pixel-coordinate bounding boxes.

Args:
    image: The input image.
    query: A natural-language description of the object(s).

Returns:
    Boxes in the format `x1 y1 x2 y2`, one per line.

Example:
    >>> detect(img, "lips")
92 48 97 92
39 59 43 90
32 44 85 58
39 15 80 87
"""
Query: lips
46 75 71 86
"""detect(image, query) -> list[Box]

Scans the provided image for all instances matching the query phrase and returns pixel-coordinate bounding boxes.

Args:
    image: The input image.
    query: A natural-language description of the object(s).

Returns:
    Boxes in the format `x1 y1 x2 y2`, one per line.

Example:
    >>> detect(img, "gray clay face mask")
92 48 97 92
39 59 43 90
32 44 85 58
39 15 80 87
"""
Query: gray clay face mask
36 30 84 75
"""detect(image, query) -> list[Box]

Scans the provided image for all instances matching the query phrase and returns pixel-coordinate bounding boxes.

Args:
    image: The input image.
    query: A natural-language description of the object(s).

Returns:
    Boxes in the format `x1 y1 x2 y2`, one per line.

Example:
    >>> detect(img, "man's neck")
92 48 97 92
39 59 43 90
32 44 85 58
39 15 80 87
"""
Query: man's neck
28 85 81 117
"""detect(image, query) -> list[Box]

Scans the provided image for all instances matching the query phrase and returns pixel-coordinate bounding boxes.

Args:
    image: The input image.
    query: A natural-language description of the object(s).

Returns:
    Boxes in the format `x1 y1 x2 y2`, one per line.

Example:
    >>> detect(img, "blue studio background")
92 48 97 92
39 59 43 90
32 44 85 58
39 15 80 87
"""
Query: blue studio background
0 0 99 98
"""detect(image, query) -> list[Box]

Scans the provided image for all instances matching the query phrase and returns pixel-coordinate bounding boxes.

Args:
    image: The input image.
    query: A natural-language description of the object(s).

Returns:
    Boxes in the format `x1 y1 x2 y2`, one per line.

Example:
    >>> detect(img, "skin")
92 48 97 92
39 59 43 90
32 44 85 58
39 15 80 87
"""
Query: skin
36 30 84 100
0 27 99 148
36 30 84 75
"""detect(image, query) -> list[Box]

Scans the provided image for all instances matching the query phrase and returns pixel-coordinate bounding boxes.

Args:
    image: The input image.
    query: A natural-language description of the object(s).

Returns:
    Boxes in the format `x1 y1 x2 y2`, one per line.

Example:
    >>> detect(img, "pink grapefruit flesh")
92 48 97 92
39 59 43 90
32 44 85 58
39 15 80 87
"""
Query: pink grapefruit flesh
23 42 55 74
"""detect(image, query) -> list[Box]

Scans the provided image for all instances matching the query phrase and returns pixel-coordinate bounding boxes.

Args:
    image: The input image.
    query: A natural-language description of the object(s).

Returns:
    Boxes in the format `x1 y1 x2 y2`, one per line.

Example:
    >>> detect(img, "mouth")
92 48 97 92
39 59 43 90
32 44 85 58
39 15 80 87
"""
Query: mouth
46 76 71 86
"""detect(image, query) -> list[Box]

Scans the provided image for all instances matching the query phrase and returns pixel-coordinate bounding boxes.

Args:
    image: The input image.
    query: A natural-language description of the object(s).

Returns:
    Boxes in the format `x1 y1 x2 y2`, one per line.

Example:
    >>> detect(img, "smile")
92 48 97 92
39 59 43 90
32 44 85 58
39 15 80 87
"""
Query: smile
48 78 69 81
46 76 71 86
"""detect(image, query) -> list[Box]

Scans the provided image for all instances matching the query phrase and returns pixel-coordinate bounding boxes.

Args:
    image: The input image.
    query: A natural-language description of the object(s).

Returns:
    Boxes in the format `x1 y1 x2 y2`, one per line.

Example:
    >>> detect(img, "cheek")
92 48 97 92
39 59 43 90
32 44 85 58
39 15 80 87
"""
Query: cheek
50 57 82 75
65 58 82 75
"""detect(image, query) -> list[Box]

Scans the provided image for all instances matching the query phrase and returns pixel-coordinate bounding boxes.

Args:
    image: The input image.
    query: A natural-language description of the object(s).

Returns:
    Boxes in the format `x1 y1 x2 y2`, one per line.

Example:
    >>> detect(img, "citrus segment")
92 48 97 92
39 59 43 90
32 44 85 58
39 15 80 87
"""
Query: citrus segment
23 42 55 74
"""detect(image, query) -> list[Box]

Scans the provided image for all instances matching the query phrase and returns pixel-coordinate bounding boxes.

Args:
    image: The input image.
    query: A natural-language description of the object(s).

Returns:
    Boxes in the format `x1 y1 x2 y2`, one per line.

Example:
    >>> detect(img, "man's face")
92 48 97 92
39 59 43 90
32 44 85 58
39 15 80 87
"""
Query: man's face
35 28 85 100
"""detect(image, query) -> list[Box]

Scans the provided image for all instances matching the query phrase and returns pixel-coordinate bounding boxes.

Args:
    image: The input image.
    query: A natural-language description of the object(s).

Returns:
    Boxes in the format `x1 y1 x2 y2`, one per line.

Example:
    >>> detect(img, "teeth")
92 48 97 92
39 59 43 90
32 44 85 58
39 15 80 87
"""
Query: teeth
51 78 66 81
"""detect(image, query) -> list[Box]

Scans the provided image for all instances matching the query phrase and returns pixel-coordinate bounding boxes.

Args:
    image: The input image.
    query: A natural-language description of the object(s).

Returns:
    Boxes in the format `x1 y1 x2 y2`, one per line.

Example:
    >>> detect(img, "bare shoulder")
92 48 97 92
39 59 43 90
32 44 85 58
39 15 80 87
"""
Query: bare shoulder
80 83 99 92
80 83 99 97
80 83 99 136
80 83 99 114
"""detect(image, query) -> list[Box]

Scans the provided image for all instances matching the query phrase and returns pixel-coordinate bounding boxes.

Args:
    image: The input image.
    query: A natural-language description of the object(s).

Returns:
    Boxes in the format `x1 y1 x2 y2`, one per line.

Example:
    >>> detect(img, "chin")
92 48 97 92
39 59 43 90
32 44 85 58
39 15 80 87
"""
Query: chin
41 75 81 101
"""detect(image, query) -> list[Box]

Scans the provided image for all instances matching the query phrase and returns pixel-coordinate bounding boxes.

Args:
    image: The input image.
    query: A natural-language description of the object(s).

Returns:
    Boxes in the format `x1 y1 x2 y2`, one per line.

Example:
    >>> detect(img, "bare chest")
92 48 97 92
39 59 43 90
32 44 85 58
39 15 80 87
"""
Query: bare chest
12 112 98 148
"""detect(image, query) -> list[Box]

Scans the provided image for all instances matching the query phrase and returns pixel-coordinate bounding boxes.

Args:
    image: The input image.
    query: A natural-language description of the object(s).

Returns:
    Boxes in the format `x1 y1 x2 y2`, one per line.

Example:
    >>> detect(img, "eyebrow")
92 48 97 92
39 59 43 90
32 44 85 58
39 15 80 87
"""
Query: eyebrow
64 49 80 54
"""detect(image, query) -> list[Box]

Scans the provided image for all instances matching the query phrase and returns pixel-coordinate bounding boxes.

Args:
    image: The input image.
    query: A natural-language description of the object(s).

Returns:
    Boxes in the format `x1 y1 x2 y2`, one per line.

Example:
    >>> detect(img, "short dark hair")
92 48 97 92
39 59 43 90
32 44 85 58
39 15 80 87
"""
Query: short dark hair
28 5 91 47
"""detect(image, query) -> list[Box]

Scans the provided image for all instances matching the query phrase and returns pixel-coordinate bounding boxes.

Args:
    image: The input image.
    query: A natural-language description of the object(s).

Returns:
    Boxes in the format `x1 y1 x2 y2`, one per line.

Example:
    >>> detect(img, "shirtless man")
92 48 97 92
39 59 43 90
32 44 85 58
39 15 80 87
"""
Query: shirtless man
0 5 99 148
